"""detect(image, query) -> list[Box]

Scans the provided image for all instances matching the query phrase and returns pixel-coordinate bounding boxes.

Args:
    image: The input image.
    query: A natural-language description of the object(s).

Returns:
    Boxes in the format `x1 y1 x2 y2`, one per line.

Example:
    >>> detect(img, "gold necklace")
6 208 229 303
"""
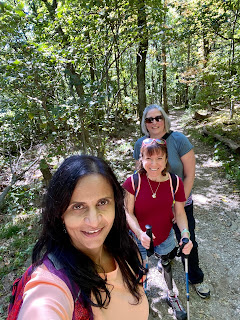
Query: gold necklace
147 176 161 198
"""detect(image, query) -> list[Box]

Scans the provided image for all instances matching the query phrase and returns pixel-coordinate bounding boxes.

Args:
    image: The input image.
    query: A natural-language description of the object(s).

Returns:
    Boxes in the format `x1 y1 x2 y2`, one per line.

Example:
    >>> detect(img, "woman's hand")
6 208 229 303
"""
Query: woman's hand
179 238 193 255
139 231 155 249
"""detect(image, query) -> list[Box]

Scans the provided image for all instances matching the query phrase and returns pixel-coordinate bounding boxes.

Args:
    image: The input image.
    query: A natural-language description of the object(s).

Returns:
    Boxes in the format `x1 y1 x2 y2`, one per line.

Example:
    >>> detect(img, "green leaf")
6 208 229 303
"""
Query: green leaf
15 9 25 17
28 113 34 120
13 59 21 65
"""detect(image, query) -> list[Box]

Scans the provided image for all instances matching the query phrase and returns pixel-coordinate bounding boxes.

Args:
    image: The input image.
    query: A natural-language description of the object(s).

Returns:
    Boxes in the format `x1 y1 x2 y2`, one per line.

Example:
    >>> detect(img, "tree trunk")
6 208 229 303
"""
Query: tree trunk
229 7 238 119
136 0 148 118
39 159 52 186
185 41 191 108
158 74 162 106
162 1 168 114
151 70 154 104
230 100 234 119
202 127 240 153
0 183 15 209
66 63 84 97
85 31 95 82
115 49 121 122
162 40 168 113
42 94 57 132
203 34 210 67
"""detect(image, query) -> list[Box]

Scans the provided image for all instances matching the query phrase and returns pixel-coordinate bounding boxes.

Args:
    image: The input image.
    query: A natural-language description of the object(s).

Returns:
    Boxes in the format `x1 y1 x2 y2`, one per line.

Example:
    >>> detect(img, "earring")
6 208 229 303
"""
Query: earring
63 223 67 234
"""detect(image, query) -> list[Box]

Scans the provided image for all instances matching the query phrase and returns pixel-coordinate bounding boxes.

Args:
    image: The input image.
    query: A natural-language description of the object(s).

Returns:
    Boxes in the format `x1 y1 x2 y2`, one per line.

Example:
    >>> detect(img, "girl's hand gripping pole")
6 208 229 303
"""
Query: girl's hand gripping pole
145 224 154 257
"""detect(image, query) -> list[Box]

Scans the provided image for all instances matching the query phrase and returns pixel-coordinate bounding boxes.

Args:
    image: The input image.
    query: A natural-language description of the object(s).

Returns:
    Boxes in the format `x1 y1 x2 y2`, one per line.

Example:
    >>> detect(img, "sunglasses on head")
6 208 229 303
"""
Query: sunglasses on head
145 115 164 123
142 138 166 146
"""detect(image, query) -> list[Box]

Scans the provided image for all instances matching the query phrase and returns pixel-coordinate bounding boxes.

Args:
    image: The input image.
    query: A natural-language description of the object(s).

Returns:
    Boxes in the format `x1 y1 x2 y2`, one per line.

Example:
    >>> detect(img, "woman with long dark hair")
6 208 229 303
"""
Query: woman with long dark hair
16 155 148 320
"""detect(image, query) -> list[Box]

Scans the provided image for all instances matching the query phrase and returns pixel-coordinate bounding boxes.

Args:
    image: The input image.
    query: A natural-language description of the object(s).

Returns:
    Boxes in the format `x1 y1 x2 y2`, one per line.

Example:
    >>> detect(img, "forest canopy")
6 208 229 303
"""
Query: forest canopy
0 0 240 207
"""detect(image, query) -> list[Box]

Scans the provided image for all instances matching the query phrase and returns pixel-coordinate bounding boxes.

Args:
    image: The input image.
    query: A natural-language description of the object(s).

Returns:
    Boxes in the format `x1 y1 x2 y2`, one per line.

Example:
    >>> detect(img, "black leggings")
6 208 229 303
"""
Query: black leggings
173 202 204 284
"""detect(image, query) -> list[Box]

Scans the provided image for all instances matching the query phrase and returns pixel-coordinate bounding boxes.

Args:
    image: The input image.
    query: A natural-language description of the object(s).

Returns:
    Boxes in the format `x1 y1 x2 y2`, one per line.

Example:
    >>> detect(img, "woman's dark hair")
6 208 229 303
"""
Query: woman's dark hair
138 140 170 176
32 155 144 311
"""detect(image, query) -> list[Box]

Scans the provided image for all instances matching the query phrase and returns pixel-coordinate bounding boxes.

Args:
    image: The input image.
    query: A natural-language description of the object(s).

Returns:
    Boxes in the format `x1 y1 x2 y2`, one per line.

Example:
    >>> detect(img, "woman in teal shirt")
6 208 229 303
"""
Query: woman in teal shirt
134 104 210 299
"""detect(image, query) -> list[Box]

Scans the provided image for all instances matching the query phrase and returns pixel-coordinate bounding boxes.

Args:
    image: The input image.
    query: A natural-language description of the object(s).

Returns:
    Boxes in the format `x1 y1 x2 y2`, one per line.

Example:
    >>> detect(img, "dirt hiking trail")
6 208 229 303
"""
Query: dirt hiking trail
146 109 240 320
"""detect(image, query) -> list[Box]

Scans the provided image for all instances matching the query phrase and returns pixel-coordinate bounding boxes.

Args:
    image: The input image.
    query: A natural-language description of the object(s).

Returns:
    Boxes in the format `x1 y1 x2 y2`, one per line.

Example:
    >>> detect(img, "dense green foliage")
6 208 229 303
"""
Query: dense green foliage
1 0 239 159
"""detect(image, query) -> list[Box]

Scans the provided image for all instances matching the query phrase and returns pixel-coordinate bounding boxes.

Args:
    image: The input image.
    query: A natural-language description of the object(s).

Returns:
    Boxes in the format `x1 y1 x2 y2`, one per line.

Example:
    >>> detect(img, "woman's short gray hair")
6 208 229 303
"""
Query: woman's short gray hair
141 104 171 136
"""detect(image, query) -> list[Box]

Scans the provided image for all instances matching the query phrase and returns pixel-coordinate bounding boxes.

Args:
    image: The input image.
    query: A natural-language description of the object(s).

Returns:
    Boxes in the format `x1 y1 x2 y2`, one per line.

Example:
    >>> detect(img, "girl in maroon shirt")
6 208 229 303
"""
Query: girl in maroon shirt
123 138 193 320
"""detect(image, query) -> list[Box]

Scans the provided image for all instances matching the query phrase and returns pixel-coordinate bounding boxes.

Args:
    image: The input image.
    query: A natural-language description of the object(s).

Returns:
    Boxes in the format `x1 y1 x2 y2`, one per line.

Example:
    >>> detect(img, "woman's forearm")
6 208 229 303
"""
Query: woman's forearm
126 212 143 240
175 210 190 239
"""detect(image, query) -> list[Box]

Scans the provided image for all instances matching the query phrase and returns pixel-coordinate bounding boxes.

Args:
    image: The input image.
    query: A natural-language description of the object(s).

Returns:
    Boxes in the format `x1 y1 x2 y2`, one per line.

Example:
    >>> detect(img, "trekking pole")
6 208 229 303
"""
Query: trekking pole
177 237 190 320
144 224 154 291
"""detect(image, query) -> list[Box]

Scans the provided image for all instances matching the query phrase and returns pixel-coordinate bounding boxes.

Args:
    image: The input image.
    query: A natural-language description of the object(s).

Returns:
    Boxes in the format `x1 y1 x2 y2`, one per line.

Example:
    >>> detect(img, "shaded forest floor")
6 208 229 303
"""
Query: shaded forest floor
1 108 240 319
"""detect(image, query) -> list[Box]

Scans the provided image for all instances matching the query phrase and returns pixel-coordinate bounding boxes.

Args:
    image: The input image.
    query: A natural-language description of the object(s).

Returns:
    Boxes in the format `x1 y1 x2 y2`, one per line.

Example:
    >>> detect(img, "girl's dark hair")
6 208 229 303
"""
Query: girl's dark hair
138 141 170 176
33 155 144 310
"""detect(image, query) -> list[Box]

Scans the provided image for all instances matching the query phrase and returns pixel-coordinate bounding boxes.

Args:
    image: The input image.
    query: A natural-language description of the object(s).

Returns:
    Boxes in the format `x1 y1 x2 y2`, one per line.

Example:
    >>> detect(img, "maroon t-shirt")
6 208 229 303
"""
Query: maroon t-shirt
123 173 186 246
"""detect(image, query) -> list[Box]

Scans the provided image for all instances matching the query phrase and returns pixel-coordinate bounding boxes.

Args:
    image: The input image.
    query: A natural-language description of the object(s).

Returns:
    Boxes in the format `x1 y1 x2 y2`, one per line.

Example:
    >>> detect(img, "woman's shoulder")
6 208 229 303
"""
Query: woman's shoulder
135 136 148 145
122 175 134 193
169 131 193 150
123 174 133 184
170 131 188 141
18 263 74 319
29 264 72 291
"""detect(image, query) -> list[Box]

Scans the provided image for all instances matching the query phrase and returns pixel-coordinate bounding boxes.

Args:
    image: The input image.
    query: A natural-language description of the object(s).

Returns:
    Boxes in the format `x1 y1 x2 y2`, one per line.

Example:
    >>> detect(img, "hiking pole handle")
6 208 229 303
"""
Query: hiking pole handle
145 224 154 257
145 224 152 238
177 237 189 257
